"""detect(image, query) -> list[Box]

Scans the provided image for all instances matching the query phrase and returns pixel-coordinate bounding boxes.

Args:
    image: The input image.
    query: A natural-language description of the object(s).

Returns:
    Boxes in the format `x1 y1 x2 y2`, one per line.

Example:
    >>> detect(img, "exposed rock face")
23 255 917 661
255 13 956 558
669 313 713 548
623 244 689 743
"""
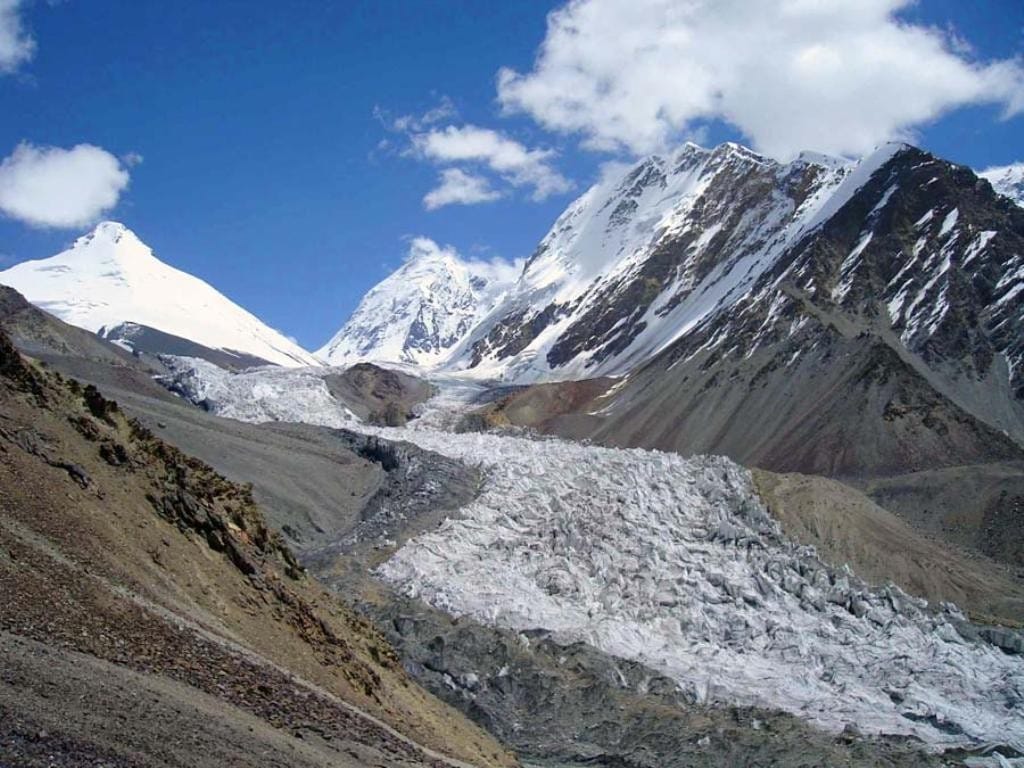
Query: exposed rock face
324 363 434 426
0 284 150 370
457 144 1024 492
458 143 1024 416
101 321 275 370
457 142 853 380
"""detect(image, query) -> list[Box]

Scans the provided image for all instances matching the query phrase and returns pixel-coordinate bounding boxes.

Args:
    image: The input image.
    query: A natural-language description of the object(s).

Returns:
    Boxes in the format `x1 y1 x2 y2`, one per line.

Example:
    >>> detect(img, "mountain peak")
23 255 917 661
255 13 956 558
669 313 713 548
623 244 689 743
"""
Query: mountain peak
0 225 320 368
61 221 166 278
317 241 517 367
74 220 136 248
980 162 1024 207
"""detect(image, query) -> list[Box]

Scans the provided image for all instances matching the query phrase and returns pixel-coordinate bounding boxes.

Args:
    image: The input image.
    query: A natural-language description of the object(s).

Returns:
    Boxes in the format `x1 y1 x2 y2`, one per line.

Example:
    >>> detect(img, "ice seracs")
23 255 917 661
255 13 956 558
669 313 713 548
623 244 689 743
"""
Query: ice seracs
317 237 517 367
0 221 320 367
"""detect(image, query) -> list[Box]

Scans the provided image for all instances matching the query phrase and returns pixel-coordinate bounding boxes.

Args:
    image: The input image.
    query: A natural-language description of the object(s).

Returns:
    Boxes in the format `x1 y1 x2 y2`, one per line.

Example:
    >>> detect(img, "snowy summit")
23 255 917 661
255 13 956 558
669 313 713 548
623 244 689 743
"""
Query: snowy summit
317 237 517 367
0 222 321 368
981 162 1024 208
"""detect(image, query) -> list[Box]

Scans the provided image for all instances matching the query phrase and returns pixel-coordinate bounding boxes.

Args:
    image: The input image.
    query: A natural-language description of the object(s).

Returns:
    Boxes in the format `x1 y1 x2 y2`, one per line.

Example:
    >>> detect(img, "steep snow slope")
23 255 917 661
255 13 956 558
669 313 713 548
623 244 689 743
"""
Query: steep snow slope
159 361 1024 753
982 162 1024 207
0 222 320 368
318 238 515 367
450 142 858 381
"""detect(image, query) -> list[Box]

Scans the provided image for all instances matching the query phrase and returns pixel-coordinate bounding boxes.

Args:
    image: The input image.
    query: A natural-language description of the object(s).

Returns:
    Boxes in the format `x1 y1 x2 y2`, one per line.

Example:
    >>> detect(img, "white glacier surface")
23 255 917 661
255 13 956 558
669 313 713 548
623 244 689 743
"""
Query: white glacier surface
161 360 1024 751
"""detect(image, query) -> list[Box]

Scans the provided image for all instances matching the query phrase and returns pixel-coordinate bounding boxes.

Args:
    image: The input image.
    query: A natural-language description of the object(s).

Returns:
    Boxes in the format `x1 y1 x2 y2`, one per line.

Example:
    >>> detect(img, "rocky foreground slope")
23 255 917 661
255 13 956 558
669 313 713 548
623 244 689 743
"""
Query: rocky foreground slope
0 329 513 767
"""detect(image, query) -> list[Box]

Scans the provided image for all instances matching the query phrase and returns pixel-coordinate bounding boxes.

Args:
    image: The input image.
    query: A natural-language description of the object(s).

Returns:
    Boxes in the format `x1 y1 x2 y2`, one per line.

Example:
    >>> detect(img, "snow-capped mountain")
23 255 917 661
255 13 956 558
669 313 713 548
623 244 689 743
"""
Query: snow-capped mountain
981 162 1024 207
463 142 1024 477
317 237 516 367
327 140 1023 469
0 222 320 368
453 141 860 381
448 142 1022 432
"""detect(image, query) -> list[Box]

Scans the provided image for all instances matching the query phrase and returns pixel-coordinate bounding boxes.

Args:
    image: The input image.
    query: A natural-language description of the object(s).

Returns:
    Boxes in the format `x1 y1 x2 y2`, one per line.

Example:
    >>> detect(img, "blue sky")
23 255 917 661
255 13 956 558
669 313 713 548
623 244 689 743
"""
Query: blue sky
0 0 1022 349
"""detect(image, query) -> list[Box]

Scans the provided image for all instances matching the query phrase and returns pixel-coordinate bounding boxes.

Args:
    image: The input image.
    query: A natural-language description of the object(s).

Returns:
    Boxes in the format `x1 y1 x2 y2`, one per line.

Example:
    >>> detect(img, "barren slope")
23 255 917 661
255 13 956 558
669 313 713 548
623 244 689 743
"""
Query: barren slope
0 330 514 768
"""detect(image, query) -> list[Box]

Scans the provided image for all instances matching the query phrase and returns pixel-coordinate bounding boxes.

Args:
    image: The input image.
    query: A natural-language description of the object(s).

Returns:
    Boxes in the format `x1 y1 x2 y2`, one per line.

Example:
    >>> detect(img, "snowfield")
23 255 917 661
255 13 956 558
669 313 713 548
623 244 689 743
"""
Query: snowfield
164 360 1024 751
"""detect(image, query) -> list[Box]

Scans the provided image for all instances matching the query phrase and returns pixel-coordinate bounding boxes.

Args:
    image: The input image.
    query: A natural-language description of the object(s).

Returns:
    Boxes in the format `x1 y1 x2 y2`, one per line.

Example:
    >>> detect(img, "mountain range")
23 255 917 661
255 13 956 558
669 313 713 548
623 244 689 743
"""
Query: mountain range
4 142 1020 396
3 138 1024 766
4 140 1022 479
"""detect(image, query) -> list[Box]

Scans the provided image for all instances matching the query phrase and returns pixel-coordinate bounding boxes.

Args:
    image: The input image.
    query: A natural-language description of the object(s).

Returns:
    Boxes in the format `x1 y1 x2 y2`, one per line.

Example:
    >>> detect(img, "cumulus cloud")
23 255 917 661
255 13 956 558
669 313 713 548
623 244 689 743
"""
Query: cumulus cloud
412 124 572 201
497 0 1024 159
0 0 34 73
0 143 132 228
423 168 502 210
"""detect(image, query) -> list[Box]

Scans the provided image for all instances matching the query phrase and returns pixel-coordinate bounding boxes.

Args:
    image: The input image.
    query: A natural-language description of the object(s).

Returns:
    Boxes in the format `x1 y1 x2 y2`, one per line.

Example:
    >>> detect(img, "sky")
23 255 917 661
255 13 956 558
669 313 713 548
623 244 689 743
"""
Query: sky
0 0 1022 350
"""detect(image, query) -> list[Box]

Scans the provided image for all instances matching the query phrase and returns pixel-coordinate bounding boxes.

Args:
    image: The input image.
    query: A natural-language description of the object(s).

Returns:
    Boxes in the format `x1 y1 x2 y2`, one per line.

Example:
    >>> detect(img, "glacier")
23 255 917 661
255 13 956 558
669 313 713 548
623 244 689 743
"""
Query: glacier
159 358 1024 753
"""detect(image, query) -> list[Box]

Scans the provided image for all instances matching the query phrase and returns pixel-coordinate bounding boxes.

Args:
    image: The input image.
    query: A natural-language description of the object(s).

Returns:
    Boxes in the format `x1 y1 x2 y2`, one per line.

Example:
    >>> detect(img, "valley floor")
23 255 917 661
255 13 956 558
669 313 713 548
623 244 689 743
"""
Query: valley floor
167 363 1024 755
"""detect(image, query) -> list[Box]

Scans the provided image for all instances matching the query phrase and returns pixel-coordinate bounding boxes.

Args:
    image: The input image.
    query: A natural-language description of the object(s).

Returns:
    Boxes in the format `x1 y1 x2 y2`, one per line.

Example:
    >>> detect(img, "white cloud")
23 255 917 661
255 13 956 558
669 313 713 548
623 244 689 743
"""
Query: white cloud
377 95 459 134
0 143 132 229
0 0 34 73
464 253 523 288
497 0 1024 159
423 168 502 210
413 124 572 200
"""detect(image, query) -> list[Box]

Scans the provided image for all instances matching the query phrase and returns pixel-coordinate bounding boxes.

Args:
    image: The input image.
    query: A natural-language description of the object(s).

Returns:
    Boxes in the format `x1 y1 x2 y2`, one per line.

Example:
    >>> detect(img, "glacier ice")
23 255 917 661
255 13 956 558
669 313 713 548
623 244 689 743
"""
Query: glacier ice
161 359 1024 751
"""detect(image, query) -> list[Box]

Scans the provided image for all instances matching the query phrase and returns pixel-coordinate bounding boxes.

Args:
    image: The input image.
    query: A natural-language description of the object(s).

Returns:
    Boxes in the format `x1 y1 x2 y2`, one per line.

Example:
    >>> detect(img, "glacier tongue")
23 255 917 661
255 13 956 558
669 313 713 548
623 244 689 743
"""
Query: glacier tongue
373 427 1022 750
159 356 360 427
160 360 1024 751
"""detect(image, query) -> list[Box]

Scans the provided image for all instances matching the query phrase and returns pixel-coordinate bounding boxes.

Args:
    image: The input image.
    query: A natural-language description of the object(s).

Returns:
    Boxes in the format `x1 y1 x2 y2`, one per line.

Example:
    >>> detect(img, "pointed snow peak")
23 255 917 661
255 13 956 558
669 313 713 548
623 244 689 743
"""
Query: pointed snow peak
69 220 157 269
865 141 915 165
76 220 132 247
386 239 472 292
92 220 129 239
317 240 517 367
0 224 320 368
710 141 769 165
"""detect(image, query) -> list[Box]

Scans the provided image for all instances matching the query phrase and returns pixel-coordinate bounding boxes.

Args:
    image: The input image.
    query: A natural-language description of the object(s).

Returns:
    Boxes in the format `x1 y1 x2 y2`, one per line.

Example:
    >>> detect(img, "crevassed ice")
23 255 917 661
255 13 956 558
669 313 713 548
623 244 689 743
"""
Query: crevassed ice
372 428 1022 750
164 359 1024 751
